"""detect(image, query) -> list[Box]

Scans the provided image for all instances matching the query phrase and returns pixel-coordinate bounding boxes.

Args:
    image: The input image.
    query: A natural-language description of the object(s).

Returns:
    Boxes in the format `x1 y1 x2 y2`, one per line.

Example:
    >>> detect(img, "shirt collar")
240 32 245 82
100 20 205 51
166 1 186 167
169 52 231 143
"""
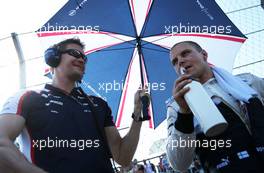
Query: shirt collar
44 84 86 98
203 77 216 87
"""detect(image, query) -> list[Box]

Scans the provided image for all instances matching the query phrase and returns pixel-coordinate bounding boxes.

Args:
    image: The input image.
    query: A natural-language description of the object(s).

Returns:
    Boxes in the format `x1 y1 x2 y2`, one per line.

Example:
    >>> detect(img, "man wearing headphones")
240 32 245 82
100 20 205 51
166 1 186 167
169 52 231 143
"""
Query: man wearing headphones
0 38 147 173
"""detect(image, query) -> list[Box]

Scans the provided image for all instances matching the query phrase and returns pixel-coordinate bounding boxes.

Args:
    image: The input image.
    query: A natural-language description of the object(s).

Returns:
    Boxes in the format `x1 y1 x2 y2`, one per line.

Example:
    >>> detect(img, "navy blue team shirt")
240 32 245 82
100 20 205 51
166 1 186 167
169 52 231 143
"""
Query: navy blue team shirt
0 84 115 173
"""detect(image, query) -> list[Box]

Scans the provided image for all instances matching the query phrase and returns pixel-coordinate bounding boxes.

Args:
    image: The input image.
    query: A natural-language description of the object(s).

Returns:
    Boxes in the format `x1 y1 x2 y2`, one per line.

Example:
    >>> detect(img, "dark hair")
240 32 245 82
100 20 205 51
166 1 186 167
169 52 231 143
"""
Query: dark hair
171 41 203 52
137 164 145 171
52 38 85 52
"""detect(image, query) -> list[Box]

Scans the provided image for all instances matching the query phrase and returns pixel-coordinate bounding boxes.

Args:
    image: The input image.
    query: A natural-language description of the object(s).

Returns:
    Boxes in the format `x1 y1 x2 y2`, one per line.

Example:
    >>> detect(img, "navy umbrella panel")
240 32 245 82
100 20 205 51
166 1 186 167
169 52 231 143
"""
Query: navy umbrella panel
39 0 137 37
140 41 176 127
81 40 137 125
38 0 246 128
82 39 175 128
141 0 245 37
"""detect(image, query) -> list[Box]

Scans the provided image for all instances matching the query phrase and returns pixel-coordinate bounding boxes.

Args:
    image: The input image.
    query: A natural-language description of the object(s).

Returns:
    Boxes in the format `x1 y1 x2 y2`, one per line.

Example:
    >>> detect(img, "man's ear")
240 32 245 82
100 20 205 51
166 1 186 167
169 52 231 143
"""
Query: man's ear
201 49 208 61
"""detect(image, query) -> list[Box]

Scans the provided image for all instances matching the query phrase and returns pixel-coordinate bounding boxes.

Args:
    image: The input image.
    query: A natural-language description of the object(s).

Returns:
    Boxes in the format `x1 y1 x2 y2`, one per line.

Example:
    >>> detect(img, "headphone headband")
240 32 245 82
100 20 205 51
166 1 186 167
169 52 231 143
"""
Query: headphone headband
44 47 61 67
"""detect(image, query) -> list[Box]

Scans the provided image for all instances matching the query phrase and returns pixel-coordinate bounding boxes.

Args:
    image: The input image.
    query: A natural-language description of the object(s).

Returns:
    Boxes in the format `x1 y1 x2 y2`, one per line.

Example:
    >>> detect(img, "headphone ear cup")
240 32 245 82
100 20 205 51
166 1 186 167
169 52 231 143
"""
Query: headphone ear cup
44 48 61 67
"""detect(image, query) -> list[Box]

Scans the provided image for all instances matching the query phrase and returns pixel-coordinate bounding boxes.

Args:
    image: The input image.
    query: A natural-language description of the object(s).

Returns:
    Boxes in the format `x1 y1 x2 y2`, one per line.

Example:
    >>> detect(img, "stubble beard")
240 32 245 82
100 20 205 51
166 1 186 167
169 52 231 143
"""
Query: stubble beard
68 71 84 82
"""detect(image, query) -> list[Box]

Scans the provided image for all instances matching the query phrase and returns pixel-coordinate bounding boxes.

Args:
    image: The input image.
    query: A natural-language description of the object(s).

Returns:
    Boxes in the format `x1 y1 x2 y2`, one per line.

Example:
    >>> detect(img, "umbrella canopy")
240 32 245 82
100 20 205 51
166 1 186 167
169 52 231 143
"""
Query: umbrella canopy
37 0 246 128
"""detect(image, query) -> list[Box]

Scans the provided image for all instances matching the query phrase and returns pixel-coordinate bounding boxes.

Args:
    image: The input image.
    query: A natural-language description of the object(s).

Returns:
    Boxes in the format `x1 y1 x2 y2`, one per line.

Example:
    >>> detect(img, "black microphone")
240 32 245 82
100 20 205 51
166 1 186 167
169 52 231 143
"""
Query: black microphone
140 95 151 121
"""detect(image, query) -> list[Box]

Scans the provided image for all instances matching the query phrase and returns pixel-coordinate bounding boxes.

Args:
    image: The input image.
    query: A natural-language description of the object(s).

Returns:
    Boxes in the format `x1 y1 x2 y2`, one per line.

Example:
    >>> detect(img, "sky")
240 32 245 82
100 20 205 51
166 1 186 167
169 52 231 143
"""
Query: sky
0 1 67 105
0 1 67 38
0 0 66 98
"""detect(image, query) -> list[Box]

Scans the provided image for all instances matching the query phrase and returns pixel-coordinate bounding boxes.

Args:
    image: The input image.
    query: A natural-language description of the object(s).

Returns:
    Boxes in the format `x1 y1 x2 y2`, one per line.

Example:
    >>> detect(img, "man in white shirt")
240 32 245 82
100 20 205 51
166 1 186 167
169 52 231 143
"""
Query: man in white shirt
166 41 264 173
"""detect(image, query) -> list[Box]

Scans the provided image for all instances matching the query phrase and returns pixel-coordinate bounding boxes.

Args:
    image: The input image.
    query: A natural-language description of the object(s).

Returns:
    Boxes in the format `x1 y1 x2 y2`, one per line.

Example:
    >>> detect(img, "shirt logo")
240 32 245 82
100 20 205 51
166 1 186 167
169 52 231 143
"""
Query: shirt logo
216 157 230 169
237 151 249 159
45 100 63 106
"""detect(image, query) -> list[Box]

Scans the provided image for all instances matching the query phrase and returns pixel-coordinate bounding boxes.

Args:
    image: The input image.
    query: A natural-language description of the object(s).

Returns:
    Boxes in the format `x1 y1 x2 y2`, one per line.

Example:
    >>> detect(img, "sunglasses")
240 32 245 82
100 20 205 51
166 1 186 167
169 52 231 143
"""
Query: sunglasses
61 49 87 62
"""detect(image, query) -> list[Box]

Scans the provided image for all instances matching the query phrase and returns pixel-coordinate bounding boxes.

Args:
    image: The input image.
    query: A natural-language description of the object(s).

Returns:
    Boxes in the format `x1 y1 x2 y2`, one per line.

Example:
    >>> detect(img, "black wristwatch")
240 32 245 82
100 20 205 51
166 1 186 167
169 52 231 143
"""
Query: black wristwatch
131 113 143 122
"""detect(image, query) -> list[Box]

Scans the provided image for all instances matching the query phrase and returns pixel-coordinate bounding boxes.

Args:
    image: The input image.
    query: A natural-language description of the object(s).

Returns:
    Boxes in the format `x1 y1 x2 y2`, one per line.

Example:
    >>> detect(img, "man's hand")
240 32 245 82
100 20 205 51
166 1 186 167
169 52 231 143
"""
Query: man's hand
133 87 150 120
173 74 192 114
0 138 48 173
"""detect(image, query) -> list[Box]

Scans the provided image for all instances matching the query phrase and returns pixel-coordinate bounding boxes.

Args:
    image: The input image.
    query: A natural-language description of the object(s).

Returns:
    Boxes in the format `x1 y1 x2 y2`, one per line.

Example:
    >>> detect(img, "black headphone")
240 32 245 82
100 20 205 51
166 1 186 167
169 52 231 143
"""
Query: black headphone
44 46 61 67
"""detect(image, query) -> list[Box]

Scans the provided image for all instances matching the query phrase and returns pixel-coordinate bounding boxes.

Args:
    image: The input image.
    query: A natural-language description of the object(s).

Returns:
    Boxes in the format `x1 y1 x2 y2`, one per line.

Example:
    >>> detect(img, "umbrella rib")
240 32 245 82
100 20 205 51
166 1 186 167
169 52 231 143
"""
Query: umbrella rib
95 46 136 52
101 31 135 46
142 47 169 53
145 0 153 22
129 0 137 32
141 35 171 46
139 0 154 37
127 0 139 37
116 47 138 127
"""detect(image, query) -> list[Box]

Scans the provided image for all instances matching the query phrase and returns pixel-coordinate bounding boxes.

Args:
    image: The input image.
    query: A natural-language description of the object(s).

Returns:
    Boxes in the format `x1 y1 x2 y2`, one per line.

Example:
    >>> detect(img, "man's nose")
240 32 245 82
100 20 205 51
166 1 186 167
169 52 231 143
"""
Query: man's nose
78 56 87 64
178 58 185 67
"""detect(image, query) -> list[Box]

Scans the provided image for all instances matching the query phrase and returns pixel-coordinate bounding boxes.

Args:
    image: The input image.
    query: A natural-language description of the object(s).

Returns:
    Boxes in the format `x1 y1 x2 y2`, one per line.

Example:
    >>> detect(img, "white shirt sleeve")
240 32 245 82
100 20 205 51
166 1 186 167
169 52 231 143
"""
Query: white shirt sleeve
166 101 196 172
0 90 28 116
249 74 264 102
236 73 264 103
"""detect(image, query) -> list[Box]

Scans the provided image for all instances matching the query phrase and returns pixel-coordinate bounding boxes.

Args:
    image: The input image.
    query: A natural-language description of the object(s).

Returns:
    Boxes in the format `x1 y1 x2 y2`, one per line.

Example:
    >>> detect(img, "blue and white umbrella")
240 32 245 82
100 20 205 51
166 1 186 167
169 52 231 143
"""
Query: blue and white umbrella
37 0 246 128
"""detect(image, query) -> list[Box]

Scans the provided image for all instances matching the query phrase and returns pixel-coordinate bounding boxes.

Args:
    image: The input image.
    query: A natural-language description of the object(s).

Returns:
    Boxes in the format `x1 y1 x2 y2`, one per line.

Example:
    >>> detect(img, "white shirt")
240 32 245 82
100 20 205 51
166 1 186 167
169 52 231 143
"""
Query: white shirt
166 73 264 172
